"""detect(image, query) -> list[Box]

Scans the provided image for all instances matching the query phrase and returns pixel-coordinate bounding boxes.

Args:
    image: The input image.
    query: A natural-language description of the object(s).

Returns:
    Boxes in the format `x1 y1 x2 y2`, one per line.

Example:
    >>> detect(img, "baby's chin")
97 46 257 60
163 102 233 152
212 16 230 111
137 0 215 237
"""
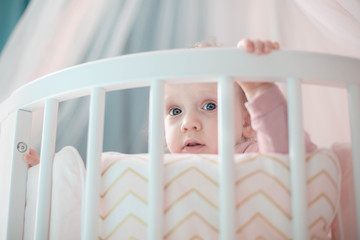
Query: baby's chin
180 145 217 154
168 144 218 154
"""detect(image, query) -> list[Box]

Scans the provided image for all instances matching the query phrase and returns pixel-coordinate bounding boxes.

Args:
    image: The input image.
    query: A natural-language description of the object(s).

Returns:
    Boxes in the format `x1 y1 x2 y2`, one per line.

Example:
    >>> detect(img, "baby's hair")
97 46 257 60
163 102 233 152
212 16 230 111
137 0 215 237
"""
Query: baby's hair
191 36 223 48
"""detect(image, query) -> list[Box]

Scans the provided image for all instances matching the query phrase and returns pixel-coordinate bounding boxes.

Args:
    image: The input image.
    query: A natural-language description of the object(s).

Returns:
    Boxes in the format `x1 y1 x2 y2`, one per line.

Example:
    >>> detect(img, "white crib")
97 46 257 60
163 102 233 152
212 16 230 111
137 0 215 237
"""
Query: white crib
1 48 359 240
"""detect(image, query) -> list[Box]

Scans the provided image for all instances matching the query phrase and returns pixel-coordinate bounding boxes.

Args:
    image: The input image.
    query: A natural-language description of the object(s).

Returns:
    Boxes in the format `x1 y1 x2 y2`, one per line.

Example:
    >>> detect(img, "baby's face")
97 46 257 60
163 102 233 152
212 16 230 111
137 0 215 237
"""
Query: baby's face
164 82 247 154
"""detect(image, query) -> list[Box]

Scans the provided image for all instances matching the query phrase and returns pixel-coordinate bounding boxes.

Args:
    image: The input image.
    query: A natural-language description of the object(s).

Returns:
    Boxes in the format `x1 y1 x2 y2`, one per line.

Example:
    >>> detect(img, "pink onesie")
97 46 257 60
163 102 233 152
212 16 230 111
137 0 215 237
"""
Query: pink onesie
235 85 317 153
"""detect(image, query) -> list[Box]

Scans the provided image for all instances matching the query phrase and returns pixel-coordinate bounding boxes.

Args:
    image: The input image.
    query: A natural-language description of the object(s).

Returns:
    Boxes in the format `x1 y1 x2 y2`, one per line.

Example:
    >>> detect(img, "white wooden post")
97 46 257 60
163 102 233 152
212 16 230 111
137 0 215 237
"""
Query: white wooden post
82 88 106 240
218 76 236 240
6 110 32 240
287 78 308 240
347 83 360 239
147 79 165 240
34 98 59 240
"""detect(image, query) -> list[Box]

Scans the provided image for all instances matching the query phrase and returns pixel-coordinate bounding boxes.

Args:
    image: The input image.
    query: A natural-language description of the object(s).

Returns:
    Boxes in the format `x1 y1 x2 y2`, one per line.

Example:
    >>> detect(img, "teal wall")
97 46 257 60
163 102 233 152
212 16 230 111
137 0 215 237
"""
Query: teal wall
0 0 29 53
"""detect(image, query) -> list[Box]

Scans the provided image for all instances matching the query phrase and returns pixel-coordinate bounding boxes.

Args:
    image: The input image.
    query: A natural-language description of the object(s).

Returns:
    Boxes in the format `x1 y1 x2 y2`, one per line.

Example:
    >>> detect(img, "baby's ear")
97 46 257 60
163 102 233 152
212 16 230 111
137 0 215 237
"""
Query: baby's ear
242 111 256 139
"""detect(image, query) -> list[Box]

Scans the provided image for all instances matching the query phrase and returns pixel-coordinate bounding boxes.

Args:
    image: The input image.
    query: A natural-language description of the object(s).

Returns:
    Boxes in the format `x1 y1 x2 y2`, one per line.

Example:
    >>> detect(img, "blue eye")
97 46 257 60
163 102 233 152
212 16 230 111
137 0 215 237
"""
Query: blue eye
169 108 182 116
202 102 217 111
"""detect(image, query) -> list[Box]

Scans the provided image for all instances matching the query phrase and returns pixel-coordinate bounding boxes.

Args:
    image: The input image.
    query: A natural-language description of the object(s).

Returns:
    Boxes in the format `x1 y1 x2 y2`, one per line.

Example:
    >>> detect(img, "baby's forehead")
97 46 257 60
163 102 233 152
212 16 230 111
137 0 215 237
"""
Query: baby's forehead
165 82 217 93
164 82 217 104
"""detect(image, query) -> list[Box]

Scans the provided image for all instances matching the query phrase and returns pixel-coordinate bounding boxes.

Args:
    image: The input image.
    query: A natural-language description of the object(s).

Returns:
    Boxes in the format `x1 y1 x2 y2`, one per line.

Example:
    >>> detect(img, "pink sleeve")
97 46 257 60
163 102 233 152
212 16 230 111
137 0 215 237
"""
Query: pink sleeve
245 85 317 154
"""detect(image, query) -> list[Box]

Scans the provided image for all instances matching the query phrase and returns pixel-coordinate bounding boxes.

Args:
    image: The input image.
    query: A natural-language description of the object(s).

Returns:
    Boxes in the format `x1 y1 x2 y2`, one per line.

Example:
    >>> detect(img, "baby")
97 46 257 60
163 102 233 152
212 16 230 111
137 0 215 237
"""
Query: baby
164 38 316 155
24 39 316 166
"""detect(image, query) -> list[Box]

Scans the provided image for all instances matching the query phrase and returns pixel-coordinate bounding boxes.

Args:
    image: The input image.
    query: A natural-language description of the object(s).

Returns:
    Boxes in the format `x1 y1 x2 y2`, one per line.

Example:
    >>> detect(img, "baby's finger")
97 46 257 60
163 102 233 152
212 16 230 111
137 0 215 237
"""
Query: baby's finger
27 156 40 167
254 40 265 55
273 41 280 50
29 148 40 158
23 149 40 167
264 41 273 53
237 39 254 53
23 154 32 167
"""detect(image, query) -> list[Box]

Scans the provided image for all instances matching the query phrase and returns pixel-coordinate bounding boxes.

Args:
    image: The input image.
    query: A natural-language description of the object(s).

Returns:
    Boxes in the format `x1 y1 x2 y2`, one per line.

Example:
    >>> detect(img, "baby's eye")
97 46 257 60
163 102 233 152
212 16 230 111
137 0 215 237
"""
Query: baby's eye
202 102 217 111
169 108 182 116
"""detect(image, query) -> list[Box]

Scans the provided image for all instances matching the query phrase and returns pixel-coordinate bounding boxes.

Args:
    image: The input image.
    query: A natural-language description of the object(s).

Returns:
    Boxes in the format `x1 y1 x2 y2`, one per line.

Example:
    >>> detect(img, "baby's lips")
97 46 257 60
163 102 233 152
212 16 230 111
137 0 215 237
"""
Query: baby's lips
183 139 203 148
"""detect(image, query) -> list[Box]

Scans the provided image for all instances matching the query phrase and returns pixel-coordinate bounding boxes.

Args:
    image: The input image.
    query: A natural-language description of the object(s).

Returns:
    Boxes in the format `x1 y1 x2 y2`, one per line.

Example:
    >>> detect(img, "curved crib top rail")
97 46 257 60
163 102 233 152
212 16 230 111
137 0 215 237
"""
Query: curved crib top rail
0 48 359 122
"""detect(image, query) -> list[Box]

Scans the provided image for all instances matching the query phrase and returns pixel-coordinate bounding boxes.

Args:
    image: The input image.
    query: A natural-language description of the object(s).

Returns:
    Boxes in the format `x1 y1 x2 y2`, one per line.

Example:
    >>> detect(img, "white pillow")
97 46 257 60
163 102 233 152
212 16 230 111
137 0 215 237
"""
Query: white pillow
24 146 85 240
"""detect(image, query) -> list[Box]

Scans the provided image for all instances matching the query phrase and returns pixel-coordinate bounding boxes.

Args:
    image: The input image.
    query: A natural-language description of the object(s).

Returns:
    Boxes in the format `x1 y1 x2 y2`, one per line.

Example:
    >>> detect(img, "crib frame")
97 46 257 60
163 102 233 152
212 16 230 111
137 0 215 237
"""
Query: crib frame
1 49 359 240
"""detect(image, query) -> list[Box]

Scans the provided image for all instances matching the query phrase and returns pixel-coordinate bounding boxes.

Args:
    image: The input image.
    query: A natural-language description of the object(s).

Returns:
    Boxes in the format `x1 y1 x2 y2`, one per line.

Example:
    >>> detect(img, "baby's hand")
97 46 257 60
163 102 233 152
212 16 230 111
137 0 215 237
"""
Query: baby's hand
237 39 279 56
24 148 40 167
236 39 279 100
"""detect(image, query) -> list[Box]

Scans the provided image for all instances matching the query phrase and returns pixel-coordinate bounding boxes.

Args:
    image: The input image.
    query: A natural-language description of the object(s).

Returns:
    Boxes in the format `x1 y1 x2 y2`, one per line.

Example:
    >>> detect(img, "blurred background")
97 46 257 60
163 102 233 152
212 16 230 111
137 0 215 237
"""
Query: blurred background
0 0 359 160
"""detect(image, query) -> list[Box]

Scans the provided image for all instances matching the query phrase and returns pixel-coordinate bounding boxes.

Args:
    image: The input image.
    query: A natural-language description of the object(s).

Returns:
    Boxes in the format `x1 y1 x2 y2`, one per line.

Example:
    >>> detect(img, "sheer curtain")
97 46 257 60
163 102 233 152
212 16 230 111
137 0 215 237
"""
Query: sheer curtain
0 0 359 158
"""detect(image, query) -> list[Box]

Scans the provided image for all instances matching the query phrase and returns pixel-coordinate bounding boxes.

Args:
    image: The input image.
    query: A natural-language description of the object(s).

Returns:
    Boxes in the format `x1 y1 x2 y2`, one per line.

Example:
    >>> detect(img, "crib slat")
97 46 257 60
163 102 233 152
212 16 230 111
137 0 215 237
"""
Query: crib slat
218 76 236 240
82 88 105 240
347 83 360 239
148 79 165 240
6 110 32 240
286 78 308 240
34 98 59 240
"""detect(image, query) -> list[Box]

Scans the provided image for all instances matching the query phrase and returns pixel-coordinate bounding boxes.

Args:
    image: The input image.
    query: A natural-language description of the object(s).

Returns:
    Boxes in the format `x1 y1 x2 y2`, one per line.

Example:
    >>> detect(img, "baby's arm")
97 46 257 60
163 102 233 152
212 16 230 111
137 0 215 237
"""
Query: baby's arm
236 39 279 101
236 39 316 153
24 148 40 167
245 85 317 153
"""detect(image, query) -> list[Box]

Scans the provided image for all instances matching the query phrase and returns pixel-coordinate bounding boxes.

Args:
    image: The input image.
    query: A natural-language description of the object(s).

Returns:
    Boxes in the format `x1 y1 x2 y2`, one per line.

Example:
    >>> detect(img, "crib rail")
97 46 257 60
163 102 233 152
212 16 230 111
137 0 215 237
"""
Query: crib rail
218 76 236 240
148 79 165 239
82 88 106 239
348 83 360 239
1 49 359 240
287 78 307 239
35 99 58 239
1 49 359 122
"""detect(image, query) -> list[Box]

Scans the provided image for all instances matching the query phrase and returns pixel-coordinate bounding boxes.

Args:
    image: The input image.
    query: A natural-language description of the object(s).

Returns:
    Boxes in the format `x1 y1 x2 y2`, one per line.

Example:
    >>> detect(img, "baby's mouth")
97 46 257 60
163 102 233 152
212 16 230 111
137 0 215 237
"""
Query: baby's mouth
183 141 205 152
186 143 202 147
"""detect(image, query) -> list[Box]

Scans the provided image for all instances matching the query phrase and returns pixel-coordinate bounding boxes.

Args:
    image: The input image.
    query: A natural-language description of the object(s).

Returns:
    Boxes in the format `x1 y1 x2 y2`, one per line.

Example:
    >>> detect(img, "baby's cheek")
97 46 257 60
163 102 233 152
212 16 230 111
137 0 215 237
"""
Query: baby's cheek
164 129 178 153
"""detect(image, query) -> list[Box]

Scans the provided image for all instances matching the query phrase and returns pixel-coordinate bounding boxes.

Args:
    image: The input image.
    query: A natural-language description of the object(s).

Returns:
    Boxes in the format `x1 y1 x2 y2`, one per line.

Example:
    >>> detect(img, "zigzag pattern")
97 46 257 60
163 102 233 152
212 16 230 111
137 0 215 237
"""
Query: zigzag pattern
98 150 340 239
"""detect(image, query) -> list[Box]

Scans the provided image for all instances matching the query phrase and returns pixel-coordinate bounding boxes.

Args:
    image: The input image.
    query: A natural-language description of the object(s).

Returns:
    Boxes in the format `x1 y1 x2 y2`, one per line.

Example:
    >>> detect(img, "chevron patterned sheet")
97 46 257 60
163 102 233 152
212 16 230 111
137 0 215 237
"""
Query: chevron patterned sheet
99 150 341 240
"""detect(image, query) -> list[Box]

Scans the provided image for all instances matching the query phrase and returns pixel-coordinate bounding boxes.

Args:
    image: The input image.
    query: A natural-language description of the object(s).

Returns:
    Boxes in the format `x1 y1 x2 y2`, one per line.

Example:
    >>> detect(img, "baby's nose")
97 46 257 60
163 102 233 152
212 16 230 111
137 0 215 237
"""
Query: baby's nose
181 115 202 132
